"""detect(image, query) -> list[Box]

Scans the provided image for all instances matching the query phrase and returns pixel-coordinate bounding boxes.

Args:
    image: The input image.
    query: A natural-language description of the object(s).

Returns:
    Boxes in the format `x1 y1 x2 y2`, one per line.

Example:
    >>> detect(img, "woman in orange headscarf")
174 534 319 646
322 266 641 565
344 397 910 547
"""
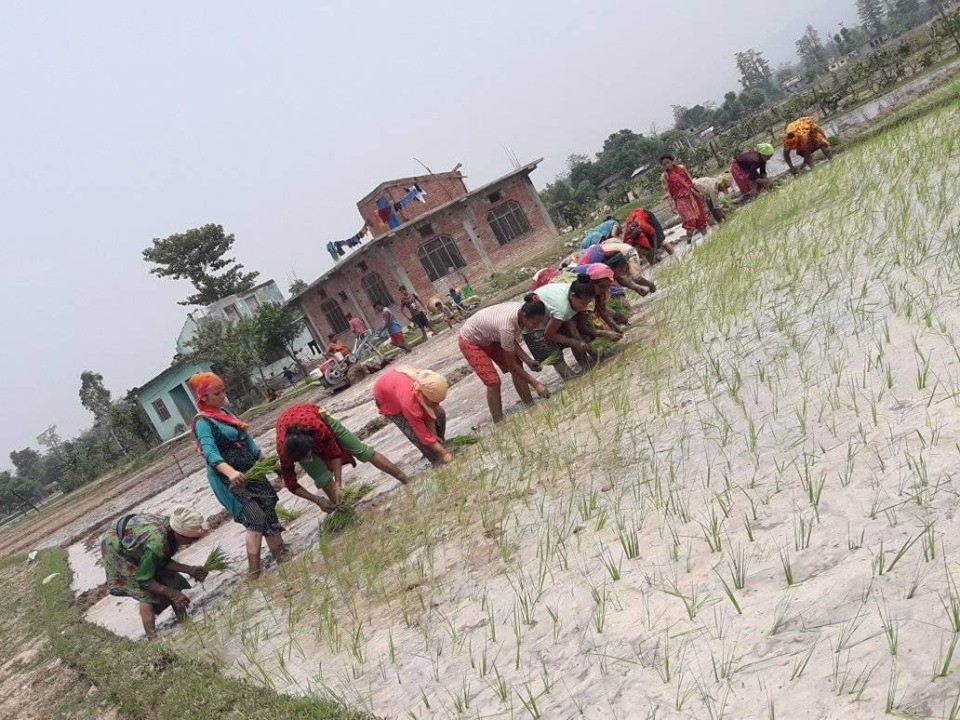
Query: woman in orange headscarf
782 116 832 174
188 372 286 577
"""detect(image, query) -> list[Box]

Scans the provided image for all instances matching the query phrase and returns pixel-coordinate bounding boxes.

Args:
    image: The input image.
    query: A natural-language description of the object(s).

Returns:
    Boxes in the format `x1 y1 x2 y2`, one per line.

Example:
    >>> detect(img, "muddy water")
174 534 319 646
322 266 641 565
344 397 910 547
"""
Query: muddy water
76 304 647 637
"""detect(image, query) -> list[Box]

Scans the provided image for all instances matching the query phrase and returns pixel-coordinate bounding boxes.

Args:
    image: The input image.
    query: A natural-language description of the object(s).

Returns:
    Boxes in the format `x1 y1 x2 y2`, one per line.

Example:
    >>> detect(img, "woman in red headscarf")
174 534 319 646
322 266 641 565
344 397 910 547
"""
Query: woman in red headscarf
188 371 285 577
659 155 709 244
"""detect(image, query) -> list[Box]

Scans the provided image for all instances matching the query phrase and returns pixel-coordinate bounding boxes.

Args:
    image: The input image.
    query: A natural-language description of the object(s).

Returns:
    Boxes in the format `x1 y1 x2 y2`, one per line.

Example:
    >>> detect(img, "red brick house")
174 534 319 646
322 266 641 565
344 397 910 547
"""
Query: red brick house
289 159 557 342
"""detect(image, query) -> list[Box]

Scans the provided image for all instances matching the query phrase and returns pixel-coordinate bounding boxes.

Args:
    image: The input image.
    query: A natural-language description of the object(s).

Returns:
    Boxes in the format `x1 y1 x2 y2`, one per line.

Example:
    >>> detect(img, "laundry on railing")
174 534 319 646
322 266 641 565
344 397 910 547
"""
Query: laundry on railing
326 223 370 262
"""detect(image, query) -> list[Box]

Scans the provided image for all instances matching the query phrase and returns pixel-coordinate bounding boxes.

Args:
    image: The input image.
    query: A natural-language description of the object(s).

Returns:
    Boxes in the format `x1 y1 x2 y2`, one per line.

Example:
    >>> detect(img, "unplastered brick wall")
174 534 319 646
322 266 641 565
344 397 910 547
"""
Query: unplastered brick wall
358 173 468 238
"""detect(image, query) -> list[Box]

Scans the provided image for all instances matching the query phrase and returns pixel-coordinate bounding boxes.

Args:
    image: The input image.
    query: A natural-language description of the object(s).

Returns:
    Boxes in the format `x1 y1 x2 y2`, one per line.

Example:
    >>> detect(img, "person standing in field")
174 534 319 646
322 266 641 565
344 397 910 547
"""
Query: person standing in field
731 143 775 198
659 154 709 244
275 403 410 511
399 286 438 344
188 371 286 578
428 296 459 330
374 302 411 353
373 365 452 464
783 116 833 173
347 312 366 338
100 506 209 640
457 295 551 423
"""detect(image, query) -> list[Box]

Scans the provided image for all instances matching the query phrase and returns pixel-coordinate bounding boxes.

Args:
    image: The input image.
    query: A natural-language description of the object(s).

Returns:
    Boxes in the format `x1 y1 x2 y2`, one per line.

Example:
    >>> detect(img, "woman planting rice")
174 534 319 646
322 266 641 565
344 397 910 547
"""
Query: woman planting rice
622 206 675 264
730 143 775 198
100 506 208 640
581 242 656 297
188 371 285 577
579 216 622 250
659 154 710 244
457 295 551 423
522 274 598 380
373 366 453 464
783 116 832 173
565 263 627 342
276 403 410 510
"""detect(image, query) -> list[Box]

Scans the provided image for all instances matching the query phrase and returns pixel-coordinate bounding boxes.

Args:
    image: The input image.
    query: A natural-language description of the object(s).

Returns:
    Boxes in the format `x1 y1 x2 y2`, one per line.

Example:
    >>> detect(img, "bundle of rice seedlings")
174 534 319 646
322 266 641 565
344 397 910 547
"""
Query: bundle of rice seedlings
203 546 231 572
245 455 280 481
275 504 304 523
448 434 481 454
320 483 375 535
588 337 618 358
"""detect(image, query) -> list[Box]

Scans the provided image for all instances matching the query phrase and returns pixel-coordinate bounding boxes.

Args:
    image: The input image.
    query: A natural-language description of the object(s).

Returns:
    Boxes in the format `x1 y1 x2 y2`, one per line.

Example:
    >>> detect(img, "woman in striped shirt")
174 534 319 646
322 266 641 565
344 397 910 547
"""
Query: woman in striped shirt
458 295 551 423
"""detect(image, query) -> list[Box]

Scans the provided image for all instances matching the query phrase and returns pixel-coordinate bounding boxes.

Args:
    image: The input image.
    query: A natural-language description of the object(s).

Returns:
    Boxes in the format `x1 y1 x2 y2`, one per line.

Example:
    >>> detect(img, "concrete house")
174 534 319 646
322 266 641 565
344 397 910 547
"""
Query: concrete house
289 160 558 343
134 360 213 441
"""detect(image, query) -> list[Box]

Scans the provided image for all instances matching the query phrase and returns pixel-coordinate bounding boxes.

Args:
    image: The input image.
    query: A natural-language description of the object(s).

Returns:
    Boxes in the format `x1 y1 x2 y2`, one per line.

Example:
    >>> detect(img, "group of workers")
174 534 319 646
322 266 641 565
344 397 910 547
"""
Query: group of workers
101 115 834 639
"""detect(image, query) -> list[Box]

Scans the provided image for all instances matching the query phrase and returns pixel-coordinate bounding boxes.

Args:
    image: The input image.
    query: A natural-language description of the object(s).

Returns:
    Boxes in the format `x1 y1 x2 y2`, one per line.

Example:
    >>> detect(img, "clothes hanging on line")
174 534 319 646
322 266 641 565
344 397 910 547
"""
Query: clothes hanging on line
326 224 370 262
392 183 427 212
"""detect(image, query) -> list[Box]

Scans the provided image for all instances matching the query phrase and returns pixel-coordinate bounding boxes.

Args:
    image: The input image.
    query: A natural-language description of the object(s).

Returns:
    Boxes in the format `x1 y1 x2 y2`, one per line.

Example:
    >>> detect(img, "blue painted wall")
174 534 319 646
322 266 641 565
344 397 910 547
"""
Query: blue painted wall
136 360 213 441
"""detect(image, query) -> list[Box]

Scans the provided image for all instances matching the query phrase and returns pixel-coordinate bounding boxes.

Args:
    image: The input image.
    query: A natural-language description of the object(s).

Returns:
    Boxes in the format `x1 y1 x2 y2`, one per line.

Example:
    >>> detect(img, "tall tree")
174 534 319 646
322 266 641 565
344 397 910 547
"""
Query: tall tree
891 0 922 27
184 316 264 405
796 25 828 69
857 0 886 35
248 302 308 375
79 370 112 425
9 448 42 481
288 278 307 295
142 224 259 307
734 49 773 89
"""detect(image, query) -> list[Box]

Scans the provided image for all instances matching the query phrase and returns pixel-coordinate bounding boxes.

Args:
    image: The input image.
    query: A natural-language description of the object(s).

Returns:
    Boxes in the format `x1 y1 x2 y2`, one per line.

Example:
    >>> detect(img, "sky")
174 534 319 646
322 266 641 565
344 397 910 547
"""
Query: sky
0 0 860 466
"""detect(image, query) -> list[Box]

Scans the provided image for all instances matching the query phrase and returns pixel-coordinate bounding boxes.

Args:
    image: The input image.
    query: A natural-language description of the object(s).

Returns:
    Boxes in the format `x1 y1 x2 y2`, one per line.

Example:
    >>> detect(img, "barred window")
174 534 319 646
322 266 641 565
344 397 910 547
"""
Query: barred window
152 398 171 422
417 235 466 282
487 200 531 245
361 272 394 308
320 298 349 334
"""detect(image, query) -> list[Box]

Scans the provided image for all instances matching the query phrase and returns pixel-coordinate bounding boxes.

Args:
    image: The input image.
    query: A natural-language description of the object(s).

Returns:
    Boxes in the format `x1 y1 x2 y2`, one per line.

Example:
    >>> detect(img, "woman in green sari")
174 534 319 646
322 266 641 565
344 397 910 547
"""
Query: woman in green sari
100 506 208 639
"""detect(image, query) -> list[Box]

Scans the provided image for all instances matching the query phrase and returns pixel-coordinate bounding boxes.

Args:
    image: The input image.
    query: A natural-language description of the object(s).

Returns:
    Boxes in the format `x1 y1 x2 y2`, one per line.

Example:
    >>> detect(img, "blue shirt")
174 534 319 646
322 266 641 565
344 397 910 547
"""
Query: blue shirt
193 416 261 520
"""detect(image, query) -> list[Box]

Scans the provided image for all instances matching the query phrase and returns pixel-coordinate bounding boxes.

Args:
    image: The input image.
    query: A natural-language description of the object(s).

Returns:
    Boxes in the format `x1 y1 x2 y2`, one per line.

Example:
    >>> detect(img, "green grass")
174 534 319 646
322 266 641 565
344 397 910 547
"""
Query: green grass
26 550 376 720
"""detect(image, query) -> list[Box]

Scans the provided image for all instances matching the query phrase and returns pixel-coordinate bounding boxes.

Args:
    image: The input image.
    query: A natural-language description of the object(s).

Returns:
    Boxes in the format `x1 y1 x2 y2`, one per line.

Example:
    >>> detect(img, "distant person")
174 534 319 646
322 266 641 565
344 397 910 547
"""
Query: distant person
783 116 832 173
399 286 438 343
100 506 209 640
374 302 411 352
282 366 296 385
188 371 286 578
659 154 710 244
275 403 410 512
694 174 731 223
373 365 452 464
458 295 551 423
346 313 367 337
448 286 463 307
622 207 675 264
731 143 775 199
325 334 351 356
429 296 458 330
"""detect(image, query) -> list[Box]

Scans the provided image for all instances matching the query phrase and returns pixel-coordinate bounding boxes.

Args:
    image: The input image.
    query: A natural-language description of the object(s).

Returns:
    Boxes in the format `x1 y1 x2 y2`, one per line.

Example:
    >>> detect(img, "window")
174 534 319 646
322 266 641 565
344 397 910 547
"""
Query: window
321 298 349 334
361 271 394 308
487 200 531 246
417 235 466 281
223 304 241 323
417 223 435 238
152 398 171 422
487 191 503 203
358 260 369 272
338 291 348 302
244 295 261 311
318 288 327 299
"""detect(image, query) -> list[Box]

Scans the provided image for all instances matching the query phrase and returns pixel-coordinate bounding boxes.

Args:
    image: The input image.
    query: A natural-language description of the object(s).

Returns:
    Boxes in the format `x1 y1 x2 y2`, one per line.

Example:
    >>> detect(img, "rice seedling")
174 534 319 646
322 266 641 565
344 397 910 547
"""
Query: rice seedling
245 455 281 480
203 545 231 571
275 504 304 523
320 483 375 534
934 632 959 679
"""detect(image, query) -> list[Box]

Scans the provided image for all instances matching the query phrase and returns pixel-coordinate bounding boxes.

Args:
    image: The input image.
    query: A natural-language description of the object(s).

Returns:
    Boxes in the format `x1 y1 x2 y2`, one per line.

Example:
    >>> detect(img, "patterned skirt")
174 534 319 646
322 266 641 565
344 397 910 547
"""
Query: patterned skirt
101 534 189 610
232 479 284 536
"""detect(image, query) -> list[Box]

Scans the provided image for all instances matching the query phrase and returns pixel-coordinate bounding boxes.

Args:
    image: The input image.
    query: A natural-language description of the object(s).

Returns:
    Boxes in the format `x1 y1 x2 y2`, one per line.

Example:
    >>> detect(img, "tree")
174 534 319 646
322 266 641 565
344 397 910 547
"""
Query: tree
288 278 307 295
36 425 62 454
857 0 886 35
796 25 828 70
108 397 159 449
248 302 308 375
670 105 689 126
9 448 42 481
184 316 264 406
734 49 773 89
890 0 922 28
142 224 259 307
79 370 112 425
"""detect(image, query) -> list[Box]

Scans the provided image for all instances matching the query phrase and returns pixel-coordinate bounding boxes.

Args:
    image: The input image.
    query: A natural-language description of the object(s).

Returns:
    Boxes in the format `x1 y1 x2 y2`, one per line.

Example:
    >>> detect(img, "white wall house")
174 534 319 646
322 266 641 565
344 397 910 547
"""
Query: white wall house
176 279 319 381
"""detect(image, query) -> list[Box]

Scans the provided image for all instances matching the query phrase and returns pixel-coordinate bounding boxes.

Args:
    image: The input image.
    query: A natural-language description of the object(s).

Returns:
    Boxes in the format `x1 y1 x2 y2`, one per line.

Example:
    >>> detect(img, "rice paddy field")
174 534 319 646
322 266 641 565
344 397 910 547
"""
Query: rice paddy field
142 86 960 719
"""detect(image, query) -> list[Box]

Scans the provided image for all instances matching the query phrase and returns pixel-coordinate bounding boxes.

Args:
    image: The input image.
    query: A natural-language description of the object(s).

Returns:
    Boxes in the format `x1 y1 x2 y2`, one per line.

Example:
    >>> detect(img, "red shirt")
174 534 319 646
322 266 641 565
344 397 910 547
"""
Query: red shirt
348 317 366 335
275 404 355 491
372 368 437 445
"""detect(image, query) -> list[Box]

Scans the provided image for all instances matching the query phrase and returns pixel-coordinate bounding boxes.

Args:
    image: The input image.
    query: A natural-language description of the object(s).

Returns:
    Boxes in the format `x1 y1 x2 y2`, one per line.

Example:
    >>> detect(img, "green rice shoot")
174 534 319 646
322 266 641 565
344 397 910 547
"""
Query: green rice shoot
245 455 280 481
202 546 231 572
275 504 304 523
320 482 375 535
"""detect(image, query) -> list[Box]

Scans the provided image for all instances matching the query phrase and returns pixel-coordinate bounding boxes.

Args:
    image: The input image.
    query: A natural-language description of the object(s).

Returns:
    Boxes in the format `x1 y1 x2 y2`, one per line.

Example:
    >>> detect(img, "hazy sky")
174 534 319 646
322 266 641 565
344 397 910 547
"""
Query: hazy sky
0 0 859 465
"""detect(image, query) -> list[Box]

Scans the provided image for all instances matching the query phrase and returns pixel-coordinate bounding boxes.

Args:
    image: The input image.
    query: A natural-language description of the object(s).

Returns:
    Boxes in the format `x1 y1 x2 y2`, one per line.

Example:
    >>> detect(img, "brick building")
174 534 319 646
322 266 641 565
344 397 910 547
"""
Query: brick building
290 159 557 342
